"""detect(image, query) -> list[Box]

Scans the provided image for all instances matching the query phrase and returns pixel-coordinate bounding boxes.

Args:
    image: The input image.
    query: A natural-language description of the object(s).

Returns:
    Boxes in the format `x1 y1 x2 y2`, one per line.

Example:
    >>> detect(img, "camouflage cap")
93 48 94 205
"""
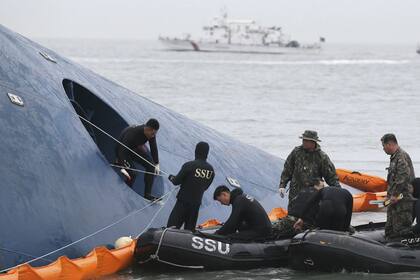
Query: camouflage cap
299 130 321 142
381 133 397 144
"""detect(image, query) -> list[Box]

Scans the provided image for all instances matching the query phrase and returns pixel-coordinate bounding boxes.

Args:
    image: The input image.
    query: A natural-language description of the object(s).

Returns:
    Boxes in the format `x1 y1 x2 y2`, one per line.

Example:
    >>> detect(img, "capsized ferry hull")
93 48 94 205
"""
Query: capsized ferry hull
0 25 285 270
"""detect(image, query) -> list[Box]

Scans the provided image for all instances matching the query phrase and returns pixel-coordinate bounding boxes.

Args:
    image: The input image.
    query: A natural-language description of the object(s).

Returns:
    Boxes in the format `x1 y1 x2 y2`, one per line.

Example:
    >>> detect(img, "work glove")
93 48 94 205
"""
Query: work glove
154 163 160 175
120 168 131 181
119 160 131 168
279 187 286 198
293 218 304 231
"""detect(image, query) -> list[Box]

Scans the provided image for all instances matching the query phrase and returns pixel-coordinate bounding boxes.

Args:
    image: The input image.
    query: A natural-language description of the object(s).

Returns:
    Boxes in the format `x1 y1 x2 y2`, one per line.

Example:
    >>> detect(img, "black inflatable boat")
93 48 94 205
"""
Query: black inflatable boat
135 227 290 270
289 222 420 273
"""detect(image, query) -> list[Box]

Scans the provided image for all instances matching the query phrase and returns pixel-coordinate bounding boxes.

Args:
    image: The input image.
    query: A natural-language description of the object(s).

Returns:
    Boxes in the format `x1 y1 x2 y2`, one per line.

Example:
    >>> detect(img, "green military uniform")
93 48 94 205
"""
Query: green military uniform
272 216 300 237
272 215 314 238
278 131 339 211
385 147 416 239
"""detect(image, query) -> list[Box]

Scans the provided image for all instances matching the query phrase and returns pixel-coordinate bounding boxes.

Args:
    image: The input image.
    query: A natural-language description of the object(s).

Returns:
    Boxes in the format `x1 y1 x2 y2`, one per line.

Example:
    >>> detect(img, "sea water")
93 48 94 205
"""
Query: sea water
40 39 420 279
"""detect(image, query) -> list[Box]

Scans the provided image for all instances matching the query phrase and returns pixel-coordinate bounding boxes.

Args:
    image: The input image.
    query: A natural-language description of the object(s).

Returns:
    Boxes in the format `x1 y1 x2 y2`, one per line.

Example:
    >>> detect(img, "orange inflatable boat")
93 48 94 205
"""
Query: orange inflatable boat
264 198 385 215
336 168 387 192
352 191 387 212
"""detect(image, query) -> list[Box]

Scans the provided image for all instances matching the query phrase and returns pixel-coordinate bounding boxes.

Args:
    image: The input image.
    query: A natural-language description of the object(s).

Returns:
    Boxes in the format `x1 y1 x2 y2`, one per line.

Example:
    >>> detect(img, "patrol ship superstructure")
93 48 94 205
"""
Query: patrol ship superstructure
159 11 323 54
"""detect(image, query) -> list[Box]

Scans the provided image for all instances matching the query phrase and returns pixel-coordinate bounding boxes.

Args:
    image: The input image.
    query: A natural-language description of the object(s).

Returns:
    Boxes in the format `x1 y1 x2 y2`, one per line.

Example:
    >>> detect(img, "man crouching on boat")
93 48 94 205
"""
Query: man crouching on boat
292 178 353 232
272 178 353 238
213 185 272 241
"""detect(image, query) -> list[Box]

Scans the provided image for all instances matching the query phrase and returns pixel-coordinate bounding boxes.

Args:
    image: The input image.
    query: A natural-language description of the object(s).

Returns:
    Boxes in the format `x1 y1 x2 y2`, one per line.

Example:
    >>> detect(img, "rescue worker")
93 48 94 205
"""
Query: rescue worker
167 142 215 231
293 178 353 232
381 133 416 239
278 130 340 211
273 178 352 237
115 118 160 200
213 185 272 241
272 182 319 237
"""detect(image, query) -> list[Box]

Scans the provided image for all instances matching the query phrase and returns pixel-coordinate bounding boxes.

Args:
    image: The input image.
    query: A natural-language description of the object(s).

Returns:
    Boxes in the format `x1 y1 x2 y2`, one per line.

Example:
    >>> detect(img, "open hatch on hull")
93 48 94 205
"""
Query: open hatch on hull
63 79 128 163
62 79 164 199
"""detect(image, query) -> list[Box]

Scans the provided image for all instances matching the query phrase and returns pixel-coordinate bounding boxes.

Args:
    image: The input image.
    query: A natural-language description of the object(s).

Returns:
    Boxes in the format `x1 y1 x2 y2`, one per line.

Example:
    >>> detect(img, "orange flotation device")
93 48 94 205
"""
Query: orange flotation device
0 239 135 280
337 168 387 192
198 218 222 228
268 207 288 221
352 191 387 212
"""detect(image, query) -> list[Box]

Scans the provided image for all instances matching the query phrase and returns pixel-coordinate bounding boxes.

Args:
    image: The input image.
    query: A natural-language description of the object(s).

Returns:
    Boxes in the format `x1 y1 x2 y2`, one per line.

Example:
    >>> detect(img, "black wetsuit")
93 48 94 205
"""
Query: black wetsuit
288 187 319 224
300 187 353 231
167 144 215 231
216 189 272 241
115 125 158 197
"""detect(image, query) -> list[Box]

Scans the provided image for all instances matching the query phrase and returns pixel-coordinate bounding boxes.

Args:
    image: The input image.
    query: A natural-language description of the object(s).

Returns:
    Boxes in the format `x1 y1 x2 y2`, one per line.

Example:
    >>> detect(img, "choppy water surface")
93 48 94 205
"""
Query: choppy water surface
40 39 420 279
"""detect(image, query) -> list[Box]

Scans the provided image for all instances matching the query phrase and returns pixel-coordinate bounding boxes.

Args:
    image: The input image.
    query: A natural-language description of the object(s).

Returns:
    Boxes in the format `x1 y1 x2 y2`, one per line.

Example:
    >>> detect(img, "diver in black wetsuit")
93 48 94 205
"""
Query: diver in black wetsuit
115 119 160 200
213 186 272 241
167 142 215 231
294 178 353 232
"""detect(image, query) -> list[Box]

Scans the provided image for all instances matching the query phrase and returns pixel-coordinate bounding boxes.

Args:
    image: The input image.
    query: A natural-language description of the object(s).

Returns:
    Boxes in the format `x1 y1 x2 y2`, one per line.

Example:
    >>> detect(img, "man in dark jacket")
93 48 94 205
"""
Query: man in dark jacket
115 118 160 200
166 142 215 231
293 178 353 232
213 185 272 241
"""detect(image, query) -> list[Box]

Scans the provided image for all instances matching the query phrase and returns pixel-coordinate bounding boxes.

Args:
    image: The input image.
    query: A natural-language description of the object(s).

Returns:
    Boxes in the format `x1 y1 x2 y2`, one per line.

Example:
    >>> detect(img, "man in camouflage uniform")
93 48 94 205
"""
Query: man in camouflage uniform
382 133 416 239
272 216 306 238
278 130 340 212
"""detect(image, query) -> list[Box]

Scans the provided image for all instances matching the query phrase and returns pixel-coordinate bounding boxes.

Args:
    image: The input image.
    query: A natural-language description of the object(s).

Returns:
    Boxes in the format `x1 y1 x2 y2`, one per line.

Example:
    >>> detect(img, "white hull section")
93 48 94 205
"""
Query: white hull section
159 39 321 54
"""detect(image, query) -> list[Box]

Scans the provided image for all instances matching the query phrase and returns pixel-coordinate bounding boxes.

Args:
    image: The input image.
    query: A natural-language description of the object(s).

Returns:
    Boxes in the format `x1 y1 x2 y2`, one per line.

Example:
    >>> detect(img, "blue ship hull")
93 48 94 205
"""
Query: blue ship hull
0 25 285 269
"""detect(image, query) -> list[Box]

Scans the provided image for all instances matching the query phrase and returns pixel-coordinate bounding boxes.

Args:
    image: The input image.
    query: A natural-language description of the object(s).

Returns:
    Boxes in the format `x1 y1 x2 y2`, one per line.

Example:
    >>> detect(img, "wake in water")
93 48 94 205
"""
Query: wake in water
70 57 412 66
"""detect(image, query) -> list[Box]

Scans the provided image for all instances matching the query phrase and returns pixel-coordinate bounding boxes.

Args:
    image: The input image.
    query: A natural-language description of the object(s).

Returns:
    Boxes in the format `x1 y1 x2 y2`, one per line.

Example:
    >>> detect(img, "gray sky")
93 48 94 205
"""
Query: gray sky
1 0 419 44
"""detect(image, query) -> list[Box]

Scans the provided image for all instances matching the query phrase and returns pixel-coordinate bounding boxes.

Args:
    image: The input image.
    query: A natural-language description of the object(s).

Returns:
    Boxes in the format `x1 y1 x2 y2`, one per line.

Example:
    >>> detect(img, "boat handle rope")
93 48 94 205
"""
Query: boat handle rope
143 227 204 269
0 186 179 274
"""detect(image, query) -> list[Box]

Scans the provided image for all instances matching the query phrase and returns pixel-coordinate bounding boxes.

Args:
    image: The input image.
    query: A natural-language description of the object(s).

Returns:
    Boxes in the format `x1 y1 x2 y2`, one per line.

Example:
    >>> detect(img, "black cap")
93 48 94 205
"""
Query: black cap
195 141 209 160
146 118 159 130
213 185 230 200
